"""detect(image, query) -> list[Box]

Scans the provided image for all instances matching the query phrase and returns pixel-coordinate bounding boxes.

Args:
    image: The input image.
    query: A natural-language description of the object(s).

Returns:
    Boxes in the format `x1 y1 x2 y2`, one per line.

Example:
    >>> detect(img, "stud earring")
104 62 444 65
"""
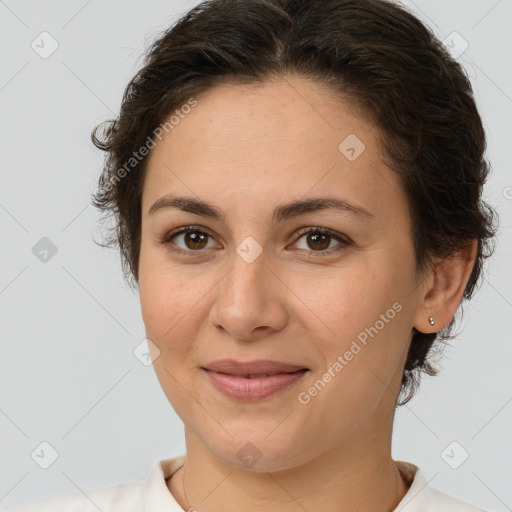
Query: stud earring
429 316 435 326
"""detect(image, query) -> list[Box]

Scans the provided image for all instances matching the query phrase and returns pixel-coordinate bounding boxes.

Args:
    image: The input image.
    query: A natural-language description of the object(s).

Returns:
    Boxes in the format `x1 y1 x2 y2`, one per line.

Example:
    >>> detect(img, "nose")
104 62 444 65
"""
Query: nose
208 246 288 341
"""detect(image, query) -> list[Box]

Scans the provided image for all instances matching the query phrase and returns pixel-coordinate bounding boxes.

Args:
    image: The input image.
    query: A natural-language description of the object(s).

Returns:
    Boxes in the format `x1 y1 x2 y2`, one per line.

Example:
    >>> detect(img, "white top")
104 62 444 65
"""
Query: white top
11 455 488 511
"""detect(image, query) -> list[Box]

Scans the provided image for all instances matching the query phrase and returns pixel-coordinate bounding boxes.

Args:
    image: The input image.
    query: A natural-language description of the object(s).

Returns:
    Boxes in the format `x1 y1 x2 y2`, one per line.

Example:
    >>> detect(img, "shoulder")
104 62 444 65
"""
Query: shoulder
10 479 144 512
9 455 187 512
427 486 489 511
395 461 489 512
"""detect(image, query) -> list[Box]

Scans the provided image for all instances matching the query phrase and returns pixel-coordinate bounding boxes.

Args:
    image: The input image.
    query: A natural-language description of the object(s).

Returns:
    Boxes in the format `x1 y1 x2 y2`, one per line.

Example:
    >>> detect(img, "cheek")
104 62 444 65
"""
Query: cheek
291 263 395 340
139 248 188 347
292 261 410 384
138 251 218 359
140 278 195 347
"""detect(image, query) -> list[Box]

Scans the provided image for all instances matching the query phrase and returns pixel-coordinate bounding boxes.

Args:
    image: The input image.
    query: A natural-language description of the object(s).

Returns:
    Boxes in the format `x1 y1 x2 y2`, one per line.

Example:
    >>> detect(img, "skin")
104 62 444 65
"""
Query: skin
138 74 477 512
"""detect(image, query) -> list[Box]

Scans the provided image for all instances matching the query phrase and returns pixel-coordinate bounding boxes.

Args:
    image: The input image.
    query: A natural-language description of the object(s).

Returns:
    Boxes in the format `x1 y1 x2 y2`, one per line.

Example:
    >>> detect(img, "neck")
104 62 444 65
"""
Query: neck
167 428 409 512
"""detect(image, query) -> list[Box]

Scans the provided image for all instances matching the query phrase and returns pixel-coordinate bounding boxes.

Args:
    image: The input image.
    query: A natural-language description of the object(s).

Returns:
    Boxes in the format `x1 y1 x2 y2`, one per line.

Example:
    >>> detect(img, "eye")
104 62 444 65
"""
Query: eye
291 227 350 256
158 226 219 254
158 225 351 256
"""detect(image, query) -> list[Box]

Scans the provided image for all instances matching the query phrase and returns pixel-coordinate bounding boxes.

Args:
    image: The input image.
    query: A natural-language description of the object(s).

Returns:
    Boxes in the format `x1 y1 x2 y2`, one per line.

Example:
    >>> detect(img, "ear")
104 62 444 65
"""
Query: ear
413 240 478 333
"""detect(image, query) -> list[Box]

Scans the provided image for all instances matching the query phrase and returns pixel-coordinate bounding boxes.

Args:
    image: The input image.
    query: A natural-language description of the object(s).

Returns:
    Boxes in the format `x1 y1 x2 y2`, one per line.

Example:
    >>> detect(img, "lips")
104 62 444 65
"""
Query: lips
203 367 309 401
202 358 308 376
243 372 285 378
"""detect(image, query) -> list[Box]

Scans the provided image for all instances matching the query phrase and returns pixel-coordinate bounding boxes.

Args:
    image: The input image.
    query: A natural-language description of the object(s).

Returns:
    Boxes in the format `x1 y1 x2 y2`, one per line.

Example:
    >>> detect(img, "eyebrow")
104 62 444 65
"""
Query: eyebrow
148 195 374 222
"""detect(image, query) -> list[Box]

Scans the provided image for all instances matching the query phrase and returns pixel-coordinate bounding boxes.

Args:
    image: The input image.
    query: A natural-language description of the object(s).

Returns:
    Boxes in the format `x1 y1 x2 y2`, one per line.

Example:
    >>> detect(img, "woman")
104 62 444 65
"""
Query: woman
14 0 497 510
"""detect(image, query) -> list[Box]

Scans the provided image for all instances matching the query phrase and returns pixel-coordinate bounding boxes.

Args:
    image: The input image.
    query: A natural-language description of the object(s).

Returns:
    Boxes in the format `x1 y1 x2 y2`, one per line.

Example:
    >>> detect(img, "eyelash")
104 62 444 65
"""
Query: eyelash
158 225 351 257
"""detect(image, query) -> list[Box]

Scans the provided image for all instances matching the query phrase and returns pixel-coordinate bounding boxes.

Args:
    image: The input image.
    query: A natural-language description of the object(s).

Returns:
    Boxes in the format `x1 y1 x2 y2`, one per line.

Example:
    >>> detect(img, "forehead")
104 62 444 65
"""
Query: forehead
160 76 375 151
142 75 405 221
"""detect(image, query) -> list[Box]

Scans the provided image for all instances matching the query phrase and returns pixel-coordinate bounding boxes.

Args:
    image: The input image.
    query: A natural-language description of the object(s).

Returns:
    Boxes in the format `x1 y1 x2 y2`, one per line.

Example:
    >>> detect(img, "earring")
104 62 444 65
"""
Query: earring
429 316 435 326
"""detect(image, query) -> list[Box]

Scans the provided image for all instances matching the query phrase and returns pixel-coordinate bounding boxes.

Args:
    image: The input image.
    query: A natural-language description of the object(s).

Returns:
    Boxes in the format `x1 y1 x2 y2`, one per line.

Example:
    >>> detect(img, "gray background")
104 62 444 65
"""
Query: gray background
0 0 511 510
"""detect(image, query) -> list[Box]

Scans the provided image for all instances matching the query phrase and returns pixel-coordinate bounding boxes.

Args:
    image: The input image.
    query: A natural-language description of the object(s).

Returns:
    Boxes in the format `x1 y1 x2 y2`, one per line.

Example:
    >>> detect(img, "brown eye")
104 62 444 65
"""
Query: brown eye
304 232 331 251
293 227 350 255
181 231 209 250
159 225 350 257
160 227 219 253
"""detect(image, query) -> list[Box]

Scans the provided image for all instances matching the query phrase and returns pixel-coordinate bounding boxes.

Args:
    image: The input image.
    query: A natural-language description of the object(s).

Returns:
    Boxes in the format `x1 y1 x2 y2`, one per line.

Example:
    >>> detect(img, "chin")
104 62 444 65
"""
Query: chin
204 432 308 473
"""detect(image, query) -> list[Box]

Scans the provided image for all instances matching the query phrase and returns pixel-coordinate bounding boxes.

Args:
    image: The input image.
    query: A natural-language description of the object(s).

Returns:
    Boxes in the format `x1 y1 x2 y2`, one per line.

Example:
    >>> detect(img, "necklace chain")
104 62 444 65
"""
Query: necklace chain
179 461 193 511
175 459 407 511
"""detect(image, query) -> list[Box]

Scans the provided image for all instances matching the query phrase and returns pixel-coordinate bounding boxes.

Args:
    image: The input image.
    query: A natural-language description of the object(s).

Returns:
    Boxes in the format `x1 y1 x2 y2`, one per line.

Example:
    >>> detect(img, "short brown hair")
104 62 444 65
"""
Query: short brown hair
91 0 497 405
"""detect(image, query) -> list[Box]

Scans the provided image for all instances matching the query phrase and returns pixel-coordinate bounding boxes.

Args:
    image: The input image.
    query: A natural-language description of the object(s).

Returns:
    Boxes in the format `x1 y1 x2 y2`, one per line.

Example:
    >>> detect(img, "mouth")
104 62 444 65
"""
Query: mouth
205 369 308 378
201 365 309 401
201 358 309 376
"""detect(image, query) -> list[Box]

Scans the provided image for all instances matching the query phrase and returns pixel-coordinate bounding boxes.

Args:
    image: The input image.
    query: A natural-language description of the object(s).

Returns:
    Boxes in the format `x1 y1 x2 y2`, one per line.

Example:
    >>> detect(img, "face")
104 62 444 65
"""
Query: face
138 75 427 471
